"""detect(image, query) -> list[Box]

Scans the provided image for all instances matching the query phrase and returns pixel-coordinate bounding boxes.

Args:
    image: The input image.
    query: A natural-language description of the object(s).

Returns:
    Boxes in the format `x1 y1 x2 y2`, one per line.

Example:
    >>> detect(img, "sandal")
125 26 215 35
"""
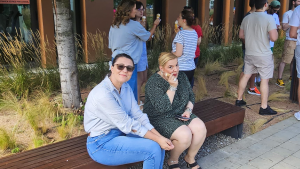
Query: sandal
167 163 180 169
185 160 202 169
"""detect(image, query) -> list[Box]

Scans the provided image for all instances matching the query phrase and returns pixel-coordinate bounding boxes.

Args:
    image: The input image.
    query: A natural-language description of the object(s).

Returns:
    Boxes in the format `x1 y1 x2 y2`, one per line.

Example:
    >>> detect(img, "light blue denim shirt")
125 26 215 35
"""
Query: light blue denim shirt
109 20 151 64
84 76 154 137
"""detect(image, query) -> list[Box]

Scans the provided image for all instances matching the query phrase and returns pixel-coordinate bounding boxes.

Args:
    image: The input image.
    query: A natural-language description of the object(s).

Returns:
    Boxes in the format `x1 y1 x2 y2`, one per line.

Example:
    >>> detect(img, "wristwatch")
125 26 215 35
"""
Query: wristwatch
168 85 177 91
185 107 193 115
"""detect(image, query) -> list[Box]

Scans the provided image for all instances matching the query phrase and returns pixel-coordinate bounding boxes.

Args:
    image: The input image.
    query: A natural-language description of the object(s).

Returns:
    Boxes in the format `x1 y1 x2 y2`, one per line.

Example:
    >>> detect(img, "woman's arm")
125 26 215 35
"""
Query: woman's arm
92 93 149 137
197 37 202 46
147 18 161 41
172 43 183 57
144 130 174 150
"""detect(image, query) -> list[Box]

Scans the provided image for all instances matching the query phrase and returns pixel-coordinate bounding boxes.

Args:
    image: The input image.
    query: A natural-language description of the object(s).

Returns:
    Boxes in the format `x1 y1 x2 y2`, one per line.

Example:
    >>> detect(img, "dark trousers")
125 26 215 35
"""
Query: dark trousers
190 57 199 87
180 69 195 88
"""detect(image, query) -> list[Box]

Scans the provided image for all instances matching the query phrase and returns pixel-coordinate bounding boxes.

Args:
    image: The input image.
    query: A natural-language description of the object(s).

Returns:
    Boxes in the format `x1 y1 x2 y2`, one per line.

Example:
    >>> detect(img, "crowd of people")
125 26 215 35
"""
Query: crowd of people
236 0 300 120
82 0 300 168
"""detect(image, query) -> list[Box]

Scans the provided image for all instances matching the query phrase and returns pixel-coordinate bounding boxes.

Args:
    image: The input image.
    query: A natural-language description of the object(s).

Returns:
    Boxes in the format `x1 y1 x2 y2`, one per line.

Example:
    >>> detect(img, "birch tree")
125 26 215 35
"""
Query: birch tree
53 0 81 108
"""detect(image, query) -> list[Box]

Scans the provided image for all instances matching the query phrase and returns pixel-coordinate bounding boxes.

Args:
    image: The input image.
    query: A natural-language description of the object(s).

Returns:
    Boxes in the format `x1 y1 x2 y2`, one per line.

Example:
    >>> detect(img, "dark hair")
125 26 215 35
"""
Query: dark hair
255 0 267 10
249 0 255 8
183 6 193 12
112 53 134 66
136 1 144 10
181 10 194 26
183 6 200 25
112 0 136 28
270 5 281 9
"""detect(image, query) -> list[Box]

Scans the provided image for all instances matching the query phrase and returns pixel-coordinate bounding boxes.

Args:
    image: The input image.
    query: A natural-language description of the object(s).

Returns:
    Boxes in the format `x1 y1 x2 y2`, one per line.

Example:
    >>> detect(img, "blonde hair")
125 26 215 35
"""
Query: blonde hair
158 52 177 67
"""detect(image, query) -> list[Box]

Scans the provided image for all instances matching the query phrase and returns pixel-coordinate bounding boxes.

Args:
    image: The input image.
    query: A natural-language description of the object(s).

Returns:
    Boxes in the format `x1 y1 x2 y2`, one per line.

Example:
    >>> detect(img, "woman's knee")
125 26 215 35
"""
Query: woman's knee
172 125 193 146
189 118 207 136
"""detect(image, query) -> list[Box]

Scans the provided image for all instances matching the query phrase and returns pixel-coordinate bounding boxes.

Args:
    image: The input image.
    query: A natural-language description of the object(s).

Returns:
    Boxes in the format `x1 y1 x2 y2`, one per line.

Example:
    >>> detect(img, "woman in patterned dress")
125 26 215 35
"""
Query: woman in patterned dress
143 52 207 169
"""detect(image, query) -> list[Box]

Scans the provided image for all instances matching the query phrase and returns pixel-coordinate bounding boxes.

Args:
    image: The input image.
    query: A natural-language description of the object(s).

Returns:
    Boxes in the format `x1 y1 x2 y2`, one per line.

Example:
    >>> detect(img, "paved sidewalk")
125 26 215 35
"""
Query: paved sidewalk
196 117 300 169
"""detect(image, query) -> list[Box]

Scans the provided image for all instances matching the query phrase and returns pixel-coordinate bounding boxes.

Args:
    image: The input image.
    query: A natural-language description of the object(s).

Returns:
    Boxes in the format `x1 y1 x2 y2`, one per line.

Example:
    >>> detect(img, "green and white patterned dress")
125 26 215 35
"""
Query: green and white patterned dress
143 72 198 139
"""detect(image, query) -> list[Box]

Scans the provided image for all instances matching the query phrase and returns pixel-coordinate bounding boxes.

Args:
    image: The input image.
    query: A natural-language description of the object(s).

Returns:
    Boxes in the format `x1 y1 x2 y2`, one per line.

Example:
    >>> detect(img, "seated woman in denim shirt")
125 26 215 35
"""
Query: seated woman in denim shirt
84 54 174 168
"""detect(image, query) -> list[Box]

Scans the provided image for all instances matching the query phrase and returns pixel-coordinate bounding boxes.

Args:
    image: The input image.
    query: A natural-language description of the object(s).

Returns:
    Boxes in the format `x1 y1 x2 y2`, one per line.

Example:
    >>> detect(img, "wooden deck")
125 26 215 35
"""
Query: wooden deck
0 99 245 169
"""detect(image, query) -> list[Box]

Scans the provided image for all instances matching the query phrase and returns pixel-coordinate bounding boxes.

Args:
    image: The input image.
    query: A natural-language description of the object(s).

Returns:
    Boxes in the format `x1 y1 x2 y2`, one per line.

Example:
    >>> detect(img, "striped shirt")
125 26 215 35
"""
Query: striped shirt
172 30 198 71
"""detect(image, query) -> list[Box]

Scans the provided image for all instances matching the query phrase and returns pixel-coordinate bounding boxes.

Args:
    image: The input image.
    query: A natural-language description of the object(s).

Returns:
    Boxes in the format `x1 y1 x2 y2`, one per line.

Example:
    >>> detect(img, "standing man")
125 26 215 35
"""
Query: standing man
236 0 278 115
289 5 300 120
276 0 300 87
267 0 281 52
240 0 261 96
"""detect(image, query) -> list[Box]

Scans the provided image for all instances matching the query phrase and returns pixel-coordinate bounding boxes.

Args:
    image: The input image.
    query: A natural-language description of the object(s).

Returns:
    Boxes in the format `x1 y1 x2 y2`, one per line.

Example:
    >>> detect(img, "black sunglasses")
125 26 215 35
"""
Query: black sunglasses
113 64 135 72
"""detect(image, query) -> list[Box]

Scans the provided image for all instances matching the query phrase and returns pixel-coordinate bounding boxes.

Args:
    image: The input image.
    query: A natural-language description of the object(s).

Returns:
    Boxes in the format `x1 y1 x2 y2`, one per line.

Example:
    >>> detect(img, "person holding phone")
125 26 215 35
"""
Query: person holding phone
84 54 174 168
144 52 207 169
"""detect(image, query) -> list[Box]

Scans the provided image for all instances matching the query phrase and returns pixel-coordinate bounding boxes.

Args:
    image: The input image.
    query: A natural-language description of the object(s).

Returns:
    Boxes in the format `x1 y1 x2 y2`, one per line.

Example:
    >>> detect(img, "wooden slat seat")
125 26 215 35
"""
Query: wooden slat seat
0 99 245 169
193 99 245 137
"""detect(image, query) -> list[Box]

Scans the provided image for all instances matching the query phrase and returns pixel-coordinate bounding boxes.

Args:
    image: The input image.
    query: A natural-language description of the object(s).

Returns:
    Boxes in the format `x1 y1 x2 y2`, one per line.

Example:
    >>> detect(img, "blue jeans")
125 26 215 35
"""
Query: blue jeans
86 129 165 169
112 57 138 101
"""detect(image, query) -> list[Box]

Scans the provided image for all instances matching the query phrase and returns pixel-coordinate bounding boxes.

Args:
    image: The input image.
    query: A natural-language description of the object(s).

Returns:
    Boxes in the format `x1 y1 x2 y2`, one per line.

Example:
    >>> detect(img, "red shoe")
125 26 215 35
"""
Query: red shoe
248 87 261 96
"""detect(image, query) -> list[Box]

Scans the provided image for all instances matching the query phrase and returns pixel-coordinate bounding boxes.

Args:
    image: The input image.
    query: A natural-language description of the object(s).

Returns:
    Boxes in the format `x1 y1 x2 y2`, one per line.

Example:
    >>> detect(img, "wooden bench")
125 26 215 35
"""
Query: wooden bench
0 99 245 169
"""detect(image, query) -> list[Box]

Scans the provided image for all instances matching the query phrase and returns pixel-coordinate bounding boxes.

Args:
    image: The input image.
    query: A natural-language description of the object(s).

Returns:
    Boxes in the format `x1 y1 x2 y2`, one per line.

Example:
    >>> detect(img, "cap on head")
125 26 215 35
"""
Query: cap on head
270 0 281 8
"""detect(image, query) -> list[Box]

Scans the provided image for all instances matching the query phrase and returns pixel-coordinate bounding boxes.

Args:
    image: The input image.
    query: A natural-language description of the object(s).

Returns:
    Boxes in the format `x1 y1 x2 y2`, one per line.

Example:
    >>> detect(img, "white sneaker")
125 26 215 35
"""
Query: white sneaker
295 111 300 121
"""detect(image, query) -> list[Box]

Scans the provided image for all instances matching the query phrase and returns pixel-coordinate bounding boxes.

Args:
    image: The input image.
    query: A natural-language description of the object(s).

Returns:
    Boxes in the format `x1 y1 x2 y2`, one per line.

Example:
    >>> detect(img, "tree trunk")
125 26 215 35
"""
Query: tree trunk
54 0 81 108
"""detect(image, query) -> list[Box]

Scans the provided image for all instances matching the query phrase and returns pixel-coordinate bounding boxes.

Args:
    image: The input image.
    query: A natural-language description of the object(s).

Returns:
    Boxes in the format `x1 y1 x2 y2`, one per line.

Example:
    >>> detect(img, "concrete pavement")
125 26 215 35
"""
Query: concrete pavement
196 117 300 169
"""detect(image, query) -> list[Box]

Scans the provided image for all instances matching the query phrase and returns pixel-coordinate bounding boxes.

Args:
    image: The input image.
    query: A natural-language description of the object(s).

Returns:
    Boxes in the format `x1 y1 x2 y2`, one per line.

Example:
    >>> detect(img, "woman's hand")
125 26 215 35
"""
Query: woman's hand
154 18 161 26
157 136 174 150
141 21 146 28
167 73 178 88
181 111 190 121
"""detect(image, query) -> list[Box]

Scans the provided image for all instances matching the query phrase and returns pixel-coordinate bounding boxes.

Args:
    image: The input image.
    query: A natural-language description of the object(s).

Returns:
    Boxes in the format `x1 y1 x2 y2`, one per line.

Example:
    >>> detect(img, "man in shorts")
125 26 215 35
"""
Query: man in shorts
276 0 300 87
236 0 278 115
240 0 261 96
289 5 300 120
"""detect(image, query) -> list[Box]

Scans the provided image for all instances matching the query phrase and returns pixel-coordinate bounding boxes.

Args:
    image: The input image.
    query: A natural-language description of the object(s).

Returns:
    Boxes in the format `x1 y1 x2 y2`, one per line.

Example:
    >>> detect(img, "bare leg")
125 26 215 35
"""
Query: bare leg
184 118 207 169
239 72 244 81
137 69 148 105
169 125 193 169
278 62 286 79
237 74 252 100
260 78 269 109
249 74 257 89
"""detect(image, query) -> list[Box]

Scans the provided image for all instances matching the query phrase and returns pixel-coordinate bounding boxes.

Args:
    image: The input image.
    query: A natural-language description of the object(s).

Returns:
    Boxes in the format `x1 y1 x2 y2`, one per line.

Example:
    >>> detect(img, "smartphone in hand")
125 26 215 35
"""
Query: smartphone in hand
175 115 190 120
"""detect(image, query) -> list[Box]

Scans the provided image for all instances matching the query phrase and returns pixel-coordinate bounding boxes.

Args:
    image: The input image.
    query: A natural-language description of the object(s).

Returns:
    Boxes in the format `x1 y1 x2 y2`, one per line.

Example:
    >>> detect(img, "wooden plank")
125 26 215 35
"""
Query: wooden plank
0 138 87 168
205 110 245 137
0 134 88 164
197 106 243 122
5 146 87 169
74 160 139 169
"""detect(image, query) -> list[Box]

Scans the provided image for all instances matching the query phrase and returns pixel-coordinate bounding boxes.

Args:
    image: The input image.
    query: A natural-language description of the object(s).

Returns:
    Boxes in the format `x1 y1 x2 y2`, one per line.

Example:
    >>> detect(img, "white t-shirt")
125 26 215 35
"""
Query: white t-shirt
282 10 297 41
290 6 300 45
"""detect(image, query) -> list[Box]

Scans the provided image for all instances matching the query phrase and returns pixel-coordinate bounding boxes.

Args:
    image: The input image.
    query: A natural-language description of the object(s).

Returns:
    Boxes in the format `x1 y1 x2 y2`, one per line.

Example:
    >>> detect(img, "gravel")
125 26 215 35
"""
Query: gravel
129 133 238 169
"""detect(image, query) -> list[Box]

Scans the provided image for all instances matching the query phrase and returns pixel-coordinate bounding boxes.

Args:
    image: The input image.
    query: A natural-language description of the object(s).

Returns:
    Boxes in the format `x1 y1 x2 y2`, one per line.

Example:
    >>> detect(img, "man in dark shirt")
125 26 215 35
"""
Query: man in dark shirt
240 0 261 96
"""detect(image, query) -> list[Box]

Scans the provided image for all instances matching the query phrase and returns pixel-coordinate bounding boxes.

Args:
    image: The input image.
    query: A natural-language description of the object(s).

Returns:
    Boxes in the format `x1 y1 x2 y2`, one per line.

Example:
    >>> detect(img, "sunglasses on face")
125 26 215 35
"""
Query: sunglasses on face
272 9 279 12
137 9 145 12
113 64 135 72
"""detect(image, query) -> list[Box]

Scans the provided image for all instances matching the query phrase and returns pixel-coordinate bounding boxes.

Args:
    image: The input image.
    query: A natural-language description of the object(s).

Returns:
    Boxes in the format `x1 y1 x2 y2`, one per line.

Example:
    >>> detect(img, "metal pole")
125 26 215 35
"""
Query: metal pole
186 0 189 6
